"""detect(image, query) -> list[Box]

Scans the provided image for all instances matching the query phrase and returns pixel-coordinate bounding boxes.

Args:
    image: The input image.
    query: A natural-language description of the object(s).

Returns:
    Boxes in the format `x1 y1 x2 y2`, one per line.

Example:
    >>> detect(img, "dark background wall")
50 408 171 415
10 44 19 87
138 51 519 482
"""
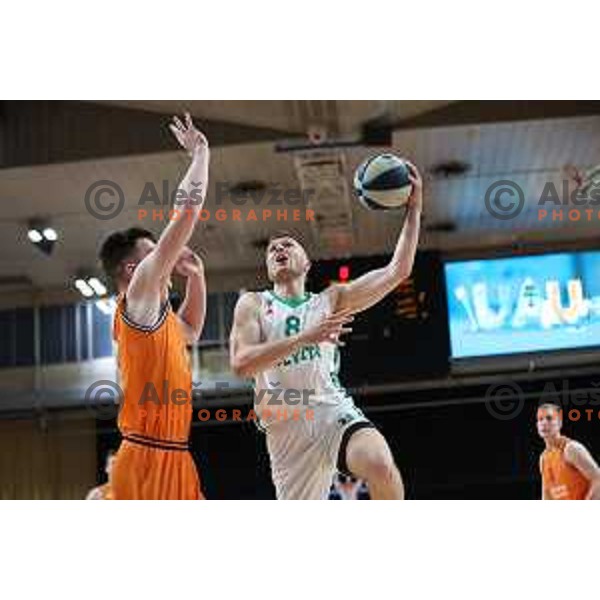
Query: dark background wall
95 372 600 500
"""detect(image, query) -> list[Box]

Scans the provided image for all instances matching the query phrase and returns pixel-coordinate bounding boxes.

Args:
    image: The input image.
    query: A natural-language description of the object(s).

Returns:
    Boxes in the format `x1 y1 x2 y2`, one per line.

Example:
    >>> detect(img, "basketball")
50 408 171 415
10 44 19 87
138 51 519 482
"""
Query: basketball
353 153 413 210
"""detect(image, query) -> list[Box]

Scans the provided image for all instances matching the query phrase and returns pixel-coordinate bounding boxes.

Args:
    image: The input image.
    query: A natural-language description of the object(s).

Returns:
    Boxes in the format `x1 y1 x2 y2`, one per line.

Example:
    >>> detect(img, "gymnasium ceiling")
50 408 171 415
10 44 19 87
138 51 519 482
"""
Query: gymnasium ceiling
1 100 600 297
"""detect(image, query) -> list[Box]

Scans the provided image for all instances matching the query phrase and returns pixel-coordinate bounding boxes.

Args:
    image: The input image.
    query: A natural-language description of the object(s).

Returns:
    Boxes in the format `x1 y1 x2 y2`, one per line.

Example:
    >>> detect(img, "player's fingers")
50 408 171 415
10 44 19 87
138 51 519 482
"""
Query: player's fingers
169 125 185 146
185 112 193 128
405 161 422 183
331 308 356 318
328 329 351 345
327 313 354 325
331 318 354 330
404 159 417 174
323 326 352 342
173 115 185 131
323 321 351 335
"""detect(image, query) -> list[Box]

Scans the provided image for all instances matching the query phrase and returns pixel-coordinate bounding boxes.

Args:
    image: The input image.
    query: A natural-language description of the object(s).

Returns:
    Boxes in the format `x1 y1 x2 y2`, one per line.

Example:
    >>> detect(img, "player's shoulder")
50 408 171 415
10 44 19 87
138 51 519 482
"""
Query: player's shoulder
237 290 263 305
234 291 265 318
313 285 340 311
564 438 587 460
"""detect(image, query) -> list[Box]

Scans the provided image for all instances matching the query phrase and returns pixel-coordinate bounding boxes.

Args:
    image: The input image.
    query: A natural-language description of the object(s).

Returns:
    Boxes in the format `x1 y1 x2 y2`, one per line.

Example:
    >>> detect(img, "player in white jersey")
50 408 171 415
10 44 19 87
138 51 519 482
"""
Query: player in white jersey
230 161 423 500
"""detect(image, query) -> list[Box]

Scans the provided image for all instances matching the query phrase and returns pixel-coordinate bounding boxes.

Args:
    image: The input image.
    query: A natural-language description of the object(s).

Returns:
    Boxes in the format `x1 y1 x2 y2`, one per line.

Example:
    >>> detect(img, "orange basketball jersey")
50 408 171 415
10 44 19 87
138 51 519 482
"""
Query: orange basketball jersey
111 295 203 500
540 436 590 500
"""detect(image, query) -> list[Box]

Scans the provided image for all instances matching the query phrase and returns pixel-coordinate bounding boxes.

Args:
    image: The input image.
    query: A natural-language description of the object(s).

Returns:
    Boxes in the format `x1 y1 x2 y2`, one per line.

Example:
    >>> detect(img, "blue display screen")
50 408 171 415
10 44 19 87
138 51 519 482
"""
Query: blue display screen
444 251 600 358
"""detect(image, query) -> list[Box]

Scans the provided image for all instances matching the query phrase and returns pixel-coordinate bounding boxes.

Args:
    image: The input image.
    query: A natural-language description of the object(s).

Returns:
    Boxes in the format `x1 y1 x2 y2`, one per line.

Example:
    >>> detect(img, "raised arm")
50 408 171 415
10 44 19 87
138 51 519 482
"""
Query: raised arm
229 292 354 379
128 113 209 308
334 161 422 314
175 248 207 343
564 441 600 500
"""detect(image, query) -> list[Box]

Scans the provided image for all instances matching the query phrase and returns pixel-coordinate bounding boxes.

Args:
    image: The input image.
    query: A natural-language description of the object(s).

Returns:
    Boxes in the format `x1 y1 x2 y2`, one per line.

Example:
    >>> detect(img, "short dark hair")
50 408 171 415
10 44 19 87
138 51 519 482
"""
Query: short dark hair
538 402 562 416
267 229 306 250
99 227 156 283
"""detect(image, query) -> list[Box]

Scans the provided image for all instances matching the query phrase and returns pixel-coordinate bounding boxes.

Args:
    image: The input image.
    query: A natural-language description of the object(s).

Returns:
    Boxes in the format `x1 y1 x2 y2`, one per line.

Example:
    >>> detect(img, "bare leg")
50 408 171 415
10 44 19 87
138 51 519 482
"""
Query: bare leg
345 428 404 499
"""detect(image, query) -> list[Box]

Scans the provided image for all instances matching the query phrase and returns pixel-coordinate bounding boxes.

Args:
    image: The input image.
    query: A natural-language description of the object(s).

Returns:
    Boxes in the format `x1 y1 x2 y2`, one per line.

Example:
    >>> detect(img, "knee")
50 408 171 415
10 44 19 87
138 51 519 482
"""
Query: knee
363 453 401 488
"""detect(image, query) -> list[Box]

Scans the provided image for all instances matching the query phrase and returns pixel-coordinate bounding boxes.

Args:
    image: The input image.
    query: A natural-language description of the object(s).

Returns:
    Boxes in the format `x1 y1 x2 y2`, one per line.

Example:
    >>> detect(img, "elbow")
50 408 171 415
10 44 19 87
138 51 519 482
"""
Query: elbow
185 323 203 344
397 268 412 283
388 263 412 285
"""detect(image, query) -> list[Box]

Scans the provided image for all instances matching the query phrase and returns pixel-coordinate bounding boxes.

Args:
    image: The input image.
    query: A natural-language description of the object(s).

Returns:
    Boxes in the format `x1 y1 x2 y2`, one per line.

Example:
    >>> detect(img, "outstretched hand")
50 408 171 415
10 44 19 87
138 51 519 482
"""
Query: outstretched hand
405 160 423 212
174 247 204 278
299 309 354 346
169 112 208 157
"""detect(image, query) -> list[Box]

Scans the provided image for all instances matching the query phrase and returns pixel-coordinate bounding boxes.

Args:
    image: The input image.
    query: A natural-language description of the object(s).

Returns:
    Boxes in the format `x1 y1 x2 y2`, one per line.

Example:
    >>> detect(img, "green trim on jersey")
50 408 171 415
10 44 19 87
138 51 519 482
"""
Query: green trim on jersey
268 290 312 308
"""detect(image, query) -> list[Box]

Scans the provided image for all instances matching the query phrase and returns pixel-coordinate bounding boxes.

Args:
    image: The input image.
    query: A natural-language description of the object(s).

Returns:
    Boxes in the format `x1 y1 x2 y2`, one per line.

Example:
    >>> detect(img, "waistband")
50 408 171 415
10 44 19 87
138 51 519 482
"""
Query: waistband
123 432 189 452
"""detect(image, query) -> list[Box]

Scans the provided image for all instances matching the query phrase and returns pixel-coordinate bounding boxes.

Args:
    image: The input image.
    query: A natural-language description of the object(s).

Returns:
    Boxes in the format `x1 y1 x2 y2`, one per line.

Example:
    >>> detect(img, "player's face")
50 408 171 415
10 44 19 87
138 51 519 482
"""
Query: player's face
266 237 310 282
537 407 561 439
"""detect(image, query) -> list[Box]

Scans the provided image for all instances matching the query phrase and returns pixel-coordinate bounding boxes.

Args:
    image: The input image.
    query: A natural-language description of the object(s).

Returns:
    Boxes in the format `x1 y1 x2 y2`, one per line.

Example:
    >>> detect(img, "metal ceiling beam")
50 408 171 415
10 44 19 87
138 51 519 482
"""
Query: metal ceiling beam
392 100 600 130
0 100 296 169
359 100 600 144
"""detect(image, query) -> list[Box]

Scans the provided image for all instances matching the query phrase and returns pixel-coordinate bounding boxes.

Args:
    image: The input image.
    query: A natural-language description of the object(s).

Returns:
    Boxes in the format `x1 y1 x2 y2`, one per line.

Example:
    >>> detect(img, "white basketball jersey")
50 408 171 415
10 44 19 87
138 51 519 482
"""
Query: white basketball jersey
254 289 350 410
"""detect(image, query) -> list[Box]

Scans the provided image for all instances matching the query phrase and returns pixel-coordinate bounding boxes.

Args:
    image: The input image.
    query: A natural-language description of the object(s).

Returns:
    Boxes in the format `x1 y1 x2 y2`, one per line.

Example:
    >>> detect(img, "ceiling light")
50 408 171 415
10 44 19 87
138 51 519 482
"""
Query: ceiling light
42 227 58 241
87 277 107 296
28 229 43 243
75 278 94 298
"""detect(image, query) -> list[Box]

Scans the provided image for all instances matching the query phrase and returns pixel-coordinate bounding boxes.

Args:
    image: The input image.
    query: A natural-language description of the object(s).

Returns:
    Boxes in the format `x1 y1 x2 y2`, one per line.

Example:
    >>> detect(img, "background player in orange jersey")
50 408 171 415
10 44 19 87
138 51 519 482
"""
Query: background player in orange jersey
99 113 209 499
85 450 116 500
537 403 600 500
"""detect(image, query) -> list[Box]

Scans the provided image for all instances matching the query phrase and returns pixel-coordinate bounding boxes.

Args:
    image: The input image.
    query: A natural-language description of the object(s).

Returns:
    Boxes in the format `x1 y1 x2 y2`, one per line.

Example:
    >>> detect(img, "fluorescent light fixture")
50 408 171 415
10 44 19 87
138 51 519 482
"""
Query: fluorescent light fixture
87 277 107 296
28 229 43 243
75 278 94 298
42 227 58 241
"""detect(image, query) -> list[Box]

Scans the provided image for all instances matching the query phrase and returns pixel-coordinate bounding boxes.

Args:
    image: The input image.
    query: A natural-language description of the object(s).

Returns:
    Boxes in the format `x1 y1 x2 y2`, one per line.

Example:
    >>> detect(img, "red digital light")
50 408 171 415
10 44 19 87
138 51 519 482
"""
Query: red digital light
338 265 350 282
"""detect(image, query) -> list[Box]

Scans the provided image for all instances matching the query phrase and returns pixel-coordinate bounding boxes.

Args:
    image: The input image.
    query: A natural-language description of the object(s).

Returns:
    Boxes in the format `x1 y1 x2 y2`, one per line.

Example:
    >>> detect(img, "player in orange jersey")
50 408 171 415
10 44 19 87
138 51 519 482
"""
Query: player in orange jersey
98 113 209 499
85 449 116 500
537 403 600 500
